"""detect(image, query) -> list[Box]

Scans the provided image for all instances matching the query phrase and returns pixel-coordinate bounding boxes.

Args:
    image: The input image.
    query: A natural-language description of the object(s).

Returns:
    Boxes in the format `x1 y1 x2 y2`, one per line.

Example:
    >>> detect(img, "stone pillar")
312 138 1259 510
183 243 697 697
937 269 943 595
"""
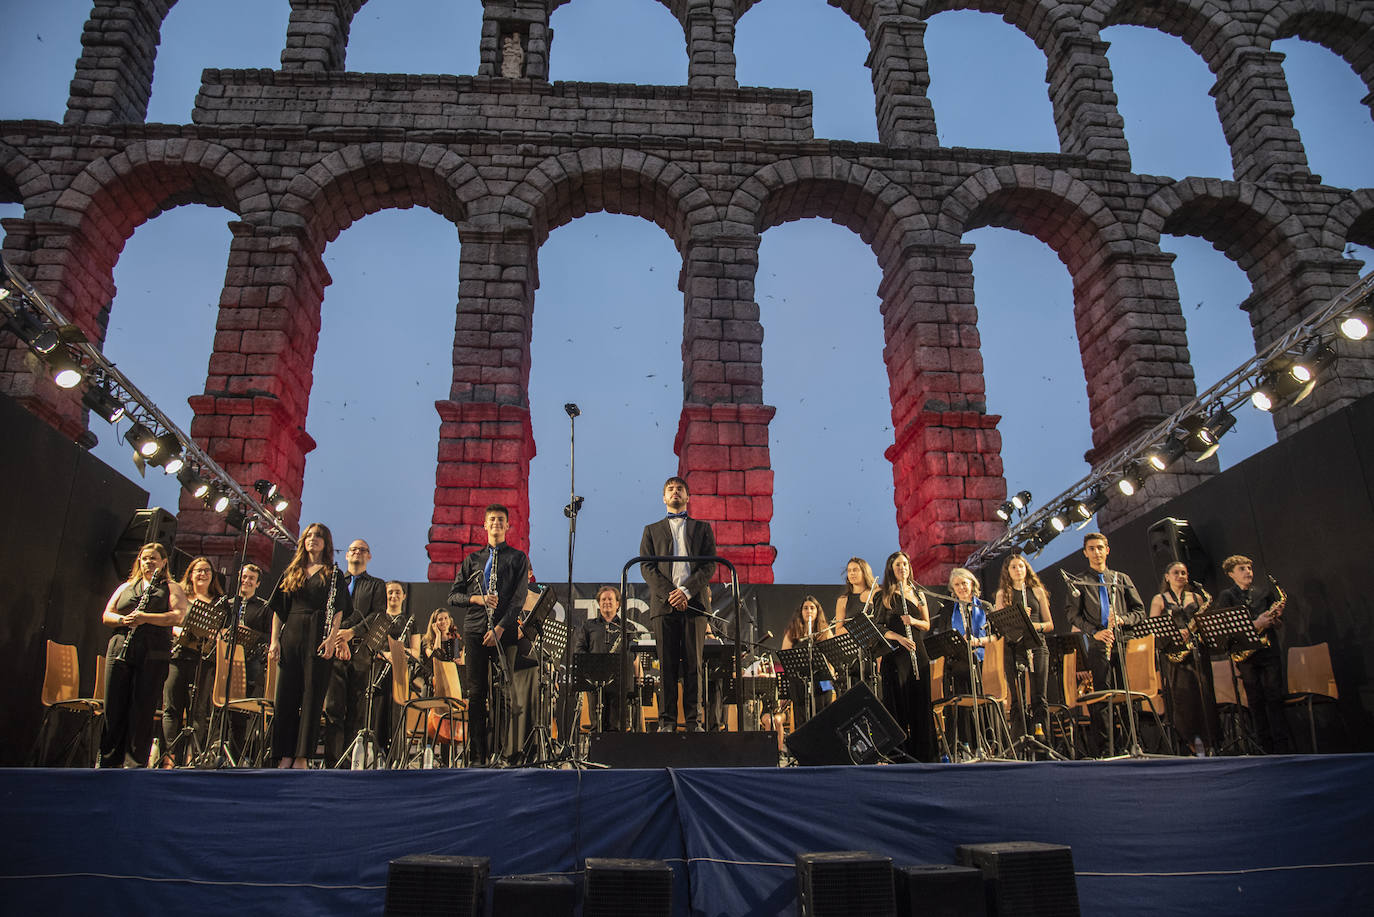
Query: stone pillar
176 222 329 560
0 218 115 439
426 225 538 582
686 0 738 90
479 1 552 80
64 0 172 125
1045 34 1131 168
281 0 358 73
1074 249 1212 527
678 236 776 583
867 15 938 149
1210 48 1311 183
879 244 1005 581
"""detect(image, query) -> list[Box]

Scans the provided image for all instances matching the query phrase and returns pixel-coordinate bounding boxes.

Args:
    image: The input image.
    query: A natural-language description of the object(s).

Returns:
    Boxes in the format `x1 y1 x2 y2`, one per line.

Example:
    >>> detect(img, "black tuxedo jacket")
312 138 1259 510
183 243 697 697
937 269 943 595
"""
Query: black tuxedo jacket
1064 568 1145 636
341 570 388 632
639 516 716 619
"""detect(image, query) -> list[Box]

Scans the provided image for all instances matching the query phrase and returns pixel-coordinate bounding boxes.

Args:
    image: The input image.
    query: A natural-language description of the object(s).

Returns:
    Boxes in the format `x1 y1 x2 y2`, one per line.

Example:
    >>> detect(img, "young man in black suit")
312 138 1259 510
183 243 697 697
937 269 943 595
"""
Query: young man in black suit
323 539 389 767
640 476 716 733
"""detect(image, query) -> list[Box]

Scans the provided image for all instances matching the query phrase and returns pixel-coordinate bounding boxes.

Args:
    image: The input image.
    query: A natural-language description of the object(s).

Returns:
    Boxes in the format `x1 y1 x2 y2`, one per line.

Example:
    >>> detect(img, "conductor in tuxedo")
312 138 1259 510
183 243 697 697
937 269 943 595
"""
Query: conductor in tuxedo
640 476 716 733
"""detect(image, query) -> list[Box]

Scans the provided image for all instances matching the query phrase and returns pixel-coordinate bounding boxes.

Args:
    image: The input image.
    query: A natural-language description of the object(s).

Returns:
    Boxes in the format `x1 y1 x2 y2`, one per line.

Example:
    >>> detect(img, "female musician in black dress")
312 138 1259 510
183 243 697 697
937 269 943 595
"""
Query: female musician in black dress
832 557 876 632
1149 561 1213 753
99 543 188 768
161 555 223 765
422 608 459 668
878 551 937 762
780 596 835 728
268 523 350 768
993 553 1054 738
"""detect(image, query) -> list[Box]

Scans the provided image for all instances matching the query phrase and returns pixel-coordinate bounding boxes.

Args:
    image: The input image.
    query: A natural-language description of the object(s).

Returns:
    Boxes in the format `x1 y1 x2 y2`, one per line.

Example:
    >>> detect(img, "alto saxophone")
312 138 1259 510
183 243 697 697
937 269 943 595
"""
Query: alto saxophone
1233 576 1285 663
1166 583 1210 664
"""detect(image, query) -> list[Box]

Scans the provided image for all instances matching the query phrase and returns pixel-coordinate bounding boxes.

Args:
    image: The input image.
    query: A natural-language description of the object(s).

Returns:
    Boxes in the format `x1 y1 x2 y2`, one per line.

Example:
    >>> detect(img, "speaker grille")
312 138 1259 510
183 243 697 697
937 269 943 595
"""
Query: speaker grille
385 854 488 917
956 842 1079 916
583 858 672 917
894 863 986 917
491 874 575 915
796 851 895 917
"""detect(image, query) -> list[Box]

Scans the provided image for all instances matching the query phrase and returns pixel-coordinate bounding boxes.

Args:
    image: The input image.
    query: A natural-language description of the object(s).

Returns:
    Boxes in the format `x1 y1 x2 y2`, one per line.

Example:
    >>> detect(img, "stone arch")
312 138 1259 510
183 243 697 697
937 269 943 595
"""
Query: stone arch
1261 1 1374 109
936 164 1128 276
506 148 718 253
1321 189 1374 253
1138 177 1319 285
277 143 487 248
1086 0 1251 69
917 0 1082 54
727 156 929 274
0 143 47 205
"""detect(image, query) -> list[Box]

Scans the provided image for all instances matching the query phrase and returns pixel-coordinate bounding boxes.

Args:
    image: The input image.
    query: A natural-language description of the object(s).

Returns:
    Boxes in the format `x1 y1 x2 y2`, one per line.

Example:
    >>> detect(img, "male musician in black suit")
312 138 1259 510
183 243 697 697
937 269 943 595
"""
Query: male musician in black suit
323 539 389 767
448 504 531 765
1216 554 1292 754
575 585 635 731
640 476 716 733
232 563 269 697
1064 532 1145 754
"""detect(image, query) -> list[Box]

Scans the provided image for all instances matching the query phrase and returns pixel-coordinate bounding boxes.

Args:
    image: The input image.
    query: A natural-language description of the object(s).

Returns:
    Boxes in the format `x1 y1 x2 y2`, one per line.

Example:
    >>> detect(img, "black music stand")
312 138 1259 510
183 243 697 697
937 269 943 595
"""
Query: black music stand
1193 605 1264 755
167 597 223 766
777 645 833 726
1130 613 1217 756
818 631 861 676
332 611 395 769
721 673 780 731
986 606 1064 761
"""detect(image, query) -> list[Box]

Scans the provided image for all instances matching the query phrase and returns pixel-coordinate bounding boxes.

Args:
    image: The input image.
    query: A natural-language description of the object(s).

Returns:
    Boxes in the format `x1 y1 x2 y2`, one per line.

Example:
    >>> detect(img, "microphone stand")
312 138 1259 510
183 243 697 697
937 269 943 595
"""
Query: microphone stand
561 402 582 754
1065 571 1155 759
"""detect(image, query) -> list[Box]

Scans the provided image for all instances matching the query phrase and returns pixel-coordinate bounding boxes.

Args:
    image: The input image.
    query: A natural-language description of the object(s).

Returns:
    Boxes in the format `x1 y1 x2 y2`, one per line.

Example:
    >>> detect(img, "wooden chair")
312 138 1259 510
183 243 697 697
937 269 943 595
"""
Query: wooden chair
938 637 1014 757
1077 636 1168 755
32 641 104 767
426 660 468 751
208 639 276 766
387 639 463 768
1043 649 1079 758
1285 643 1342 753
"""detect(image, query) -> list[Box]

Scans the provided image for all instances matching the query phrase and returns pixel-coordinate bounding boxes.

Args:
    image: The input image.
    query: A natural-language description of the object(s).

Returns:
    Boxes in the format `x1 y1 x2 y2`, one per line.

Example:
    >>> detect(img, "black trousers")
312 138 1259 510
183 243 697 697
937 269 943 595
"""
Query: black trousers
323 657 373 766
1241 652 1292 754
162 646 214 762
463 631 518 761
100 631 168 768
651 612 705 729
272 611 333 760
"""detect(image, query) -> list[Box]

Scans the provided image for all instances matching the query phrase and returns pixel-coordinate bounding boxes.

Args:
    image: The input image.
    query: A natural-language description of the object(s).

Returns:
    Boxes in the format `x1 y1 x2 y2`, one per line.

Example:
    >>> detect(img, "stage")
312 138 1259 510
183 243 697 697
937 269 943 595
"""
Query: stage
2 754 1371 916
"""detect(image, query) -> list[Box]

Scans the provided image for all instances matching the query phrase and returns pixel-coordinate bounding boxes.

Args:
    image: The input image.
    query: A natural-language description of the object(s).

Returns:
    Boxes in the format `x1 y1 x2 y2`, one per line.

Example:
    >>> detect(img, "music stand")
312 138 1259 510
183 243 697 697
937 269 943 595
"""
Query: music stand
818 631 861 674
721 673 780 731
986 606 1064 761
777 645 833 725
1193 605 1264 755
922 629 967 662
168 597 223 766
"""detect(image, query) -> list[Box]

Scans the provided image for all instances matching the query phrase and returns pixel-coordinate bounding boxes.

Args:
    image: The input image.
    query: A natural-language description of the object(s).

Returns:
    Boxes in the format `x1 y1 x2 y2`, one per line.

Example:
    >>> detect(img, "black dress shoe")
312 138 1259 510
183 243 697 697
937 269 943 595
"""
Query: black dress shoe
686 723 705 733
656 722 677 733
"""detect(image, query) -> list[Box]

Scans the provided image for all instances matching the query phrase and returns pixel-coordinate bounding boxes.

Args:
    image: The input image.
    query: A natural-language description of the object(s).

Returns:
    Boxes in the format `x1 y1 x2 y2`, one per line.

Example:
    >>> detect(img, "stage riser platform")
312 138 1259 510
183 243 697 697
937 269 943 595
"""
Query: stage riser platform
3 755 1371 916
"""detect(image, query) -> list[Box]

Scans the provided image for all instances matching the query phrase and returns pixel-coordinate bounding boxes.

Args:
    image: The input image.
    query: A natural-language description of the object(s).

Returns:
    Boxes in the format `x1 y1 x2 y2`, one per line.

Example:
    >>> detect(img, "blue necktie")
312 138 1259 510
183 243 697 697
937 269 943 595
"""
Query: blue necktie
483 548 496 594
348 575 357 596
666 511 687 519
1098 573 1110 629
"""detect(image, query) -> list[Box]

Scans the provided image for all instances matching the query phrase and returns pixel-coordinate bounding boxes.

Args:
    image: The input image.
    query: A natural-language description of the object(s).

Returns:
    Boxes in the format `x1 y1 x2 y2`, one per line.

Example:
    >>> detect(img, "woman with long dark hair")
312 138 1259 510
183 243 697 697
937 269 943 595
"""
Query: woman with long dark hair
877 551 937 762
268 523 350 768
832 557 876 632
993 552 1054 738
99 543 188 768
1149 561 1214 753
780 596 835 728
160 555 224 765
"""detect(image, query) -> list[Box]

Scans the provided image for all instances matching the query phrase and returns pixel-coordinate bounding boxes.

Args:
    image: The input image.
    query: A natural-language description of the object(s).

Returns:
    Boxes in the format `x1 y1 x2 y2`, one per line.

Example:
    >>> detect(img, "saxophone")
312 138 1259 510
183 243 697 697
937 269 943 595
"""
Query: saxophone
111 572 161 663
1165 583 1210 664
1233 576 1285 663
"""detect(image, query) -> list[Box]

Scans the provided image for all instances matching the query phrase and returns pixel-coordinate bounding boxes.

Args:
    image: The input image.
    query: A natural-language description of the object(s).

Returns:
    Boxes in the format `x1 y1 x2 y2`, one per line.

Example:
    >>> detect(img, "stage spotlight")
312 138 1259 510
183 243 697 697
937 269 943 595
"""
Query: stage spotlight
1035 518 1061 546
1073 488 1110 524
177 466 210 500
1048 505 1072 533
996 500 1015 522
206 487 231 514
1288 343 1337 404
1338 305 1371 341
149 433 183 473
1146 438 1186 472
225 507 257 533
255 479 290 513
1195 411 1235 461
46 348 83 388
1117 463 1147 497
6 308 60 353
124 422 159 457
1011 490 1032 511
81 385 125 423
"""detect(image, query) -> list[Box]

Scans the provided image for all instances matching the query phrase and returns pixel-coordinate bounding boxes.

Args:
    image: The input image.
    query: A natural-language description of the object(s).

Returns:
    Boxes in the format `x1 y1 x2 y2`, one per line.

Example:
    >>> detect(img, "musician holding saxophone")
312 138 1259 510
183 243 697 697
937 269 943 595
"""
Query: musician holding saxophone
1216 554 1292 754
99 542 188 768
877 551 938 762
1149 561 1215 754
447 504 530 766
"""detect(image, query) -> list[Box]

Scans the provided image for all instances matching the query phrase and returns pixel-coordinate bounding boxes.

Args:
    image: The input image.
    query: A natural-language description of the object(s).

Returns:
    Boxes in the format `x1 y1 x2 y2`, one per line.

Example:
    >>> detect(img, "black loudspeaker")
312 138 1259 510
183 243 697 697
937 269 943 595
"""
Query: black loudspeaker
384 854 488 917
491 874 575 916
111 507 177 575
587 731 776 768
955 842 1079 916
1146 516 1212 586
583 858 672 917
796 851 895 917
785 683 906 765
894 864 986 917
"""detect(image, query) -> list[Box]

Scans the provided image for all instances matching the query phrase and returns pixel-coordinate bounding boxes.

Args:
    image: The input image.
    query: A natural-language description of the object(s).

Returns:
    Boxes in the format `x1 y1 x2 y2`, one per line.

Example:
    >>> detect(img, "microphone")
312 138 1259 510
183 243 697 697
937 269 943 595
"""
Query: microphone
564 403 581 418
1061 569 1081 597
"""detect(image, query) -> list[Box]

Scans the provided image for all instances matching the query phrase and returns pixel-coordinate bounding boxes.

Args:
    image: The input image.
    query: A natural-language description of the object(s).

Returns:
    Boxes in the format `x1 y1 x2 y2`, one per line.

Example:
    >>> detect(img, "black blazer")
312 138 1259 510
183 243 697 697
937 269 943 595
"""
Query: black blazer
1064 568 1145 636
639 516 716 619
341 570 388 633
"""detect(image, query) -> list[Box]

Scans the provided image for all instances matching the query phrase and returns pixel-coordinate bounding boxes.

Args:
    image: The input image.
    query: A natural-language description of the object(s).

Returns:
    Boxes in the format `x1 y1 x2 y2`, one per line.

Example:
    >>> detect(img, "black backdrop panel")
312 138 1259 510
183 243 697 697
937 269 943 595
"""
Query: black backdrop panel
0 394 148 765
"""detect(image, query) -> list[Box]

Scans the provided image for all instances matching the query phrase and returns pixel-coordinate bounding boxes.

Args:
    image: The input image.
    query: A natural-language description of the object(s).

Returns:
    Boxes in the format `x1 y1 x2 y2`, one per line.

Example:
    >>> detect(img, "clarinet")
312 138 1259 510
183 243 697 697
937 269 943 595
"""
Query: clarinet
111 571 161 663
898 586 921 678
317 564 339 657
485 547 517 697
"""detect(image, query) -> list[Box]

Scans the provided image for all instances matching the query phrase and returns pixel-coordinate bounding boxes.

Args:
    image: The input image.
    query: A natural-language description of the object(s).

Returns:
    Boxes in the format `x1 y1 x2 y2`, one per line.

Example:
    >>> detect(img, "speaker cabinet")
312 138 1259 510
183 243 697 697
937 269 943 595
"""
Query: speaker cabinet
785 684 907 765
384 854 488 917
955 842 1079 916
894 863 986 917
491 874 575 916
583 858 672 917
1146 516 1212 586
796 851 895 917
112 507 176 575
587 731 776 768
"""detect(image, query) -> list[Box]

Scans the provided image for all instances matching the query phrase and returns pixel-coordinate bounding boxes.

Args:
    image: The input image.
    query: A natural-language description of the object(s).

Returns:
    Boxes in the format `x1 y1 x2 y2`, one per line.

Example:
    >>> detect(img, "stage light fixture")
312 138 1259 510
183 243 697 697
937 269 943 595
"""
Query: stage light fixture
1048 506 1072 533
225 507 257 533
1011 490 1032 511
148 433 183 473
1195 410 1235 461
1288 343 1337 404
46 348 83 388
1073 488 1110 523
124 422 159 457
255 479 289 512
1035 518 1061 546
996 500 1015 522
1146 438 1186 472
81 384 125 423
177 466 210 500
206 487 231 514
1338 305 1371 342
1116 463 1147 497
